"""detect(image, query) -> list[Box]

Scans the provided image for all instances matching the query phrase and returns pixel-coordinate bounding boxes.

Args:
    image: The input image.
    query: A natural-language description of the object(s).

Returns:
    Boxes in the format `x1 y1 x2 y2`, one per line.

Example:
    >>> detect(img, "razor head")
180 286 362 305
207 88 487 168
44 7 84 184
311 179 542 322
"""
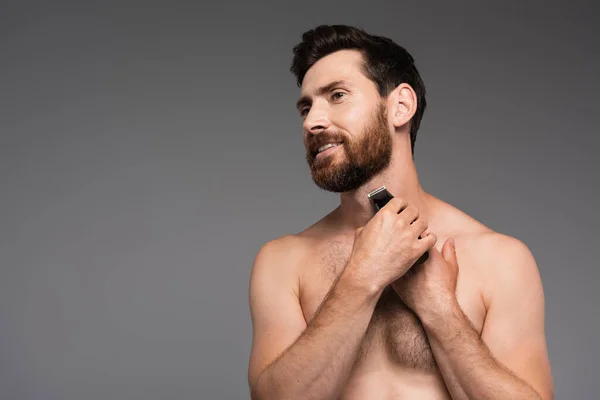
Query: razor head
367 186 394 212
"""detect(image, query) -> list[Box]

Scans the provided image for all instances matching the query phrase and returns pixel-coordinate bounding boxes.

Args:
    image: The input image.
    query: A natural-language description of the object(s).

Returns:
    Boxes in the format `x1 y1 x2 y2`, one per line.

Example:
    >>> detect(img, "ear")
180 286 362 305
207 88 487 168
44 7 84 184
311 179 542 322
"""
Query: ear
389 83 417 130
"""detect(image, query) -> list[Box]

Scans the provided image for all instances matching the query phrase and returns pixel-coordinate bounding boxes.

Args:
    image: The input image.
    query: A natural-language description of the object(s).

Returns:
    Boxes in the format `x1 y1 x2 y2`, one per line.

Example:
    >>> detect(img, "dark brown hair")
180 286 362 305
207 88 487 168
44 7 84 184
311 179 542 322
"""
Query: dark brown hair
291 25 427 155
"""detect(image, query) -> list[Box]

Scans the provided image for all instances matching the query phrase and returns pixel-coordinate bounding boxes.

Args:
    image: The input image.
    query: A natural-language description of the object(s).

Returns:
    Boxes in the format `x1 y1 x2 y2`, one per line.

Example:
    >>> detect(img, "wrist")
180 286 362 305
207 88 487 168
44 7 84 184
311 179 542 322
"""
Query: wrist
339 260 384 300
418 295 461 330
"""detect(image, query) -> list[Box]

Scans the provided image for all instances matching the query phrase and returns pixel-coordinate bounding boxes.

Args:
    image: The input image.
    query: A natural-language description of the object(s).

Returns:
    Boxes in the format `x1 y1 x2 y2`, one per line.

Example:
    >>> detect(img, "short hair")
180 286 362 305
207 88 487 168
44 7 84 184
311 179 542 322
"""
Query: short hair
290 25 427 155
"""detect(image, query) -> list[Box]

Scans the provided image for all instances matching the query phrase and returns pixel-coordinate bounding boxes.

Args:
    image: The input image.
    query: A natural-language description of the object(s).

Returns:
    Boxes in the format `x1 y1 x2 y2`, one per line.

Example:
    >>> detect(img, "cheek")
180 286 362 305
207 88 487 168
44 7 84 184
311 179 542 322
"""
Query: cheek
334 104 370 134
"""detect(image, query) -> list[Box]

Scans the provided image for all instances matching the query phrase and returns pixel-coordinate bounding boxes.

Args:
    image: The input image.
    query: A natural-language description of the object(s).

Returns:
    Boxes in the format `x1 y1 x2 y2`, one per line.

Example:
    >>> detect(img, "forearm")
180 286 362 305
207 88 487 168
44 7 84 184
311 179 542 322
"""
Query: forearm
421 302 541 400
252 268 381 400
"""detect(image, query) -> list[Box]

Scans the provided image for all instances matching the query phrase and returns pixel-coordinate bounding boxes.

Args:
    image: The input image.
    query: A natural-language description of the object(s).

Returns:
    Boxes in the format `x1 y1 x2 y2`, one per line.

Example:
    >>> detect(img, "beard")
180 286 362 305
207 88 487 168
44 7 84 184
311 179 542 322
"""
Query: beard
305 101 393 193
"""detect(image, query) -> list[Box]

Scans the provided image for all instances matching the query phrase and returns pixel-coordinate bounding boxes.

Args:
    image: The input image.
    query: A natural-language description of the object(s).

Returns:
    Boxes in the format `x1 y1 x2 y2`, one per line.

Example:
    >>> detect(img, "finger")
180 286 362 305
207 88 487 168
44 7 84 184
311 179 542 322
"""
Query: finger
419 231 437 250
442 238 457 264
382 197 408 214
410 217 428 237
397 205 419 227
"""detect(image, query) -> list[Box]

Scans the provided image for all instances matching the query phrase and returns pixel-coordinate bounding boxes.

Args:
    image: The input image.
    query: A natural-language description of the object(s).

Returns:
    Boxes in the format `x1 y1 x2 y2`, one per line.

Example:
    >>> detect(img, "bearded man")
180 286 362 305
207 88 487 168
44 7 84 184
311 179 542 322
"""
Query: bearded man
247 24 553 400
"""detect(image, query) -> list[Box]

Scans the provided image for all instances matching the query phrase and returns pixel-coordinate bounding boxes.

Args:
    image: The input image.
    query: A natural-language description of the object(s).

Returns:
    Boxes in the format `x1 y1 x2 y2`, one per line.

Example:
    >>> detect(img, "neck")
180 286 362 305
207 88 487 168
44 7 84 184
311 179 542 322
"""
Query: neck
332 144 434 232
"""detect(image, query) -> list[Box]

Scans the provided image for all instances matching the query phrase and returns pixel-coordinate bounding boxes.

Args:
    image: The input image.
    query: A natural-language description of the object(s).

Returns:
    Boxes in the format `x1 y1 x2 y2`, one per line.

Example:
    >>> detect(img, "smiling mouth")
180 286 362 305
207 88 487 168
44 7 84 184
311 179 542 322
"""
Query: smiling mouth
314 143 342 159
313 142 342 156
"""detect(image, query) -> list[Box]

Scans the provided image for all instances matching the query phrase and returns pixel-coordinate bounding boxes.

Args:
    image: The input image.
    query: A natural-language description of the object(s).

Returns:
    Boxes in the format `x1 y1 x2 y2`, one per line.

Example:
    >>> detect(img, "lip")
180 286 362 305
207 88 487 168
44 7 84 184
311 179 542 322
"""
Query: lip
315 143 341 160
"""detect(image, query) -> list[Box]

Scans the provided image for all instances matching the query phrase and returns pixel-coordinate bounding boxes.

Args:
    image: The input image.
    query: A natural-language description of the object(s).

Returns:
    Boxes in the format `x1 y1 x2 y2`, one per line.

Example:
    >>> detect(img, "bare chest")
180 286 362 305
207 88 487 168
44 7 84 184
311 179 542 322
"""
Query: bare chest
298 239 486 372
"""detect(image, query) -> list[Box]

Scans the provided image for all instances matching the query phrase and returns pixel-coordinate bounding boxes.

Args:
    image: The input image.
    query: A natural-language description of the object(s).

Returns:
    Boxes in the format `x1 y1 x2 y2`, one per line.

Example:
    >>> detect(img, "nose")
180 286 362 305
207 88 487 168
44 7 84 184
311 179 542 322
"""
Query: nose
302 103 331 136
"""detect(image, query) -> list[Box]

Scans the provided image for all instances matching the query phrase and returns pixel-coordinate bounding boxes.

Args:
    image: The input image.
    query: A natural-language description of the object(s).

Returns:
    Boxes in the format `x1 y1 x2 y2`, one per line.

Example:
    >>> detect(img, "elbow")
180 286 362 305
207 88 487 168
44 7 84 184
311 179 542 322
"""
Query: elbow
250 384 277 400
249 378 264 400
249 385 263 400
250 378 293 400
249 372 275 400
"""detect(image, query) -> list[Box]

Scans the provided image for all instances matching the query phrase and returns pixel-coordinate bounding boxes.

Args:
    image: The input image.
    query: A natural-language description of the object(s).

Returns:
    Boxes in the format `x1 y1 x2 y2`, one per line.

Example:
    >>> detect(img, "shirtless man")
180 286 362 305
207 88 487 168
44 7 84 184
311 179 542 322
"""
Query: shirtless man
247 25 553 399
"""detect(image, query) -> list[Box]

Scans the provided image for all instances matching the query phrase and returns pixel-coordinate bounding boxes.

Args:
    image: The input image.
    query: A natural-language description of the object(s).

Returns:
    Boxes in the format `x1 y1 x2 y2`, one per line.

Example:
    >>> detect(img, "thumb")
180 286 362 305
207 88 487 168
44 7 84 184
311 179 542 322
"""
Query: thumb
443 238 457 264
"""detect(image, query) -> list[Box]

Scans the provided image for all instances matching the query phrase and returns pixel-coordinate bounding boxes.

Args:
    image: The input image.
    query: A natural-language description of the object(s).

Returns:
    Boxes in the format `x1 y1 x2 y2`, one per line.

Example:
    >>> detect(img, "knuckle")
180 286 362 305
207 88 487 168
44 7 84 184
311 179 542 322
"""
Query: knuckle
393 197 406 209
381 208 394 219
395 215 408 226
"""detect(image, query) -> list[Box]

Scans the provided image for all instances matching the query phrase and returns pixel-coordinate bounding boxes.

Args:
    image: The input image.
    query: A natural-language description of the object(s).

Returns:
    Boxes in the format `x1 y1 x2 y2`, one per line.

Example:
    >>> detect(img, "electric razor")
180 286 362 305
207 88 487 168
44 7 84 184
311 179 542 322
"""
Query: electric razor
367 186 395 211
367 186 429 263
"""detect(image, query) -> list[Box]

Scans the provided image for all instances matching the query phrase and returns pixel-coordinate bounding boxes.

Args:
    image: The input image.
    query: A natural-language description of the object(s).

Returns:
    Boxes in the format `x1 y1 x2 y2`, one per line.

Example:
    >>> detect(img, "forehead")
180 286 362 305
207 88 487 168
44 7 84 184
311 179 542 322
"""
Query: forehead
300 49 375 95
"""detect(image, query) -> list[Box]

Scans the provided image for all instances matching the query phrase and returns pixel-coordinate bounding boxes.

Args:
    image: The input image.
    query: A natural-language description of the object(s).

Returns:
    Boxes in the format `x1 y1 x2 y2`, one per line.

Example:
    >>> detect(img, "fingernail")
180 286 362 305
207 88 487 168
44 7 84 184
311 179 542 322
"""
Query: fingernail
450 238 455 249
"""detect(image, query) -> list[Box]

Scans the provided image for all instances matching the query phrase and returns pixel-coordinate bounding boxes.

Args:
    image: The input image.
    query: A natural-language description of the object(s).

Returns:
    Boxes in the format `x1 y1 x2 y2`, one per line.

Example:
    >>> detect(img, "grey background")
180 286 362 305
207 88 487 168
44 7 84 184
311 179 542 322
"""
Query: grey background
1 1 598 399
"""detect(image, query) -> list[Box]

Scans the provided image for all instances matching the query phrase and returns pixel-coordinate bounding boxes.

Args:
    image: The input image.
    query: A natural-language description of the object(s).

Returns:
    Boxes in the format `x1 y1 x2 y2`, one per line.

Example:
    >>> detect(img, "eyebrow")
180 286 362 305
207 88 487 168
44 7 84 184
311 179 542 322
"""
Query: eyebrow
296 80 351 112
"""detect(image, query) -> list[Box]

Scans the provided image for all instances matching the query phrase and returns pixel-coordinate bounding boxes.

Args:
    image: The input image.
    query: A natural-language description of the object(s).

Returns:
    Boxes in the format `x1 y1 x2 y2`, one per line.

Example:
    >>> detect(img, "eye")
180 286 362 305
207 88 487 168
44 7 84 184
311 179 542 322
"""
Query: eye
331 91 346 101
300 107 310 117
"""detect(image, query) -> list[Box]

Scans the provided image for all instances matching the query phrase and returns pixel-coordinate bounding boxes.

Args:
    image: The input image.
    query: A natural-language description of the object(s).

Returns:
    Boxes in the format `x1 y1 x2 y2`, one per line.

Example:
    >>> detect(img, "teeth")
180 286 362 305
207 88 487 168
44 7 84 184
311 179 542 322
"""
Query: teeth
318 143 340 153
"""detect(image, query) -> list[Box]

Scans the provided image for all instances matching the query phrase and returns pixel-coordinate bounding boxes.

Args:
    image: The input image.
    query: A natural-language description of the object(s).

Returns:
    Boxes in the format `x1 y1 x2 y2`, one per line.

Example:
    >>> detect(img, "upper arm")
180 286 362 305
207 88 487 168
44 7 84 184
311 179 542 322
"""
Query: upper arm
247 237 308 391
480 236 554 400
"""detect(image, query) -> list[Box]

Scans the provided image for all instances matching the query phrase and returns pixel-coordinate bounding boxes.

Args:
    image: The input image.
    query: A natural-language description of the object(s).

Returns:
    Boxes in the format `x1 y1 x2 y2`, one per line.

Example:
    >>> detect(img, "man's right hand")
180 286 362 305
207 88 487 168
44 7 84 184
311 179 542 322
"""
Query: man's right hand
346 197 437 293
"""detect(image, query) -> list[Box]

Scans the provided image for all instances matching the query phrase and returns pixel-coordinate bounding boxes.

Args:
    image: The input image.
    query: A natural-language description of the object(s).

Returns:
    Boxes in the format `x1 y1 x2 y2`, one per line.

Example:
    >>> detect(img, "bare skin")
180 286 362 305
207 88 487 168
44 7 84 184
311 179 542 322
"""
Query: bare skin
248 49 553 399
301 201 490 397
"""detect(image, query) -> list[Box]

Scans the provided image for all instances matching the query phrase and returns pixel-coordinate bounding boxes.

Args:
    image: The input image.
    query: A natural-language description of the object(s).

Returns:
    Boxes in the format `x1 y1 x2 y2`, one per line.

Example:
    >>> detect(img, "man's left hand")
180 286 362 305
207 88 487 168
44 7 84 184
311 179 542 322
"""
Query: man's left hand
391 237 460 321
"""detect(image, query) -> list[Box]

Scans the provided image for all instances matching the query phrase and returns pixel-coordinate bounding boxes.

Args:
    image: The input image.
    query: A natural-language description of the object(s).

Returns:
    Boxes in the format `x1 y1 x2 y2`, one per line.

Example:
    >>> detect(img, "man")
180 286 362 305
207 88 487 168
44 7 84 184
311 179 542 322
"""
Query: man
247 25 553 399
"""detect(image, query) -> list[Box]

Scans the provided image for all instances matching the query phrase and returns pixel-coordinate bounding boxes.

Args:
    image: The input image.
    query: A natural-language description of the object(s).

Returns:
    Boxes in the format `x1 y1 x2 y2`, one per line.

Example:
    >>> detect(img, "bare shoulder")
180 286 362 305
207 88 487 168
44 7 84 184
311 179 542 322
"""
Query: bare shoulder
431 197 536 276
431 199 542 306
250 234 314 295
459 231 542 308
462 231 538 276
252 234 306 271
458 230 533 261
254 234 306 260
250 205 344 293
